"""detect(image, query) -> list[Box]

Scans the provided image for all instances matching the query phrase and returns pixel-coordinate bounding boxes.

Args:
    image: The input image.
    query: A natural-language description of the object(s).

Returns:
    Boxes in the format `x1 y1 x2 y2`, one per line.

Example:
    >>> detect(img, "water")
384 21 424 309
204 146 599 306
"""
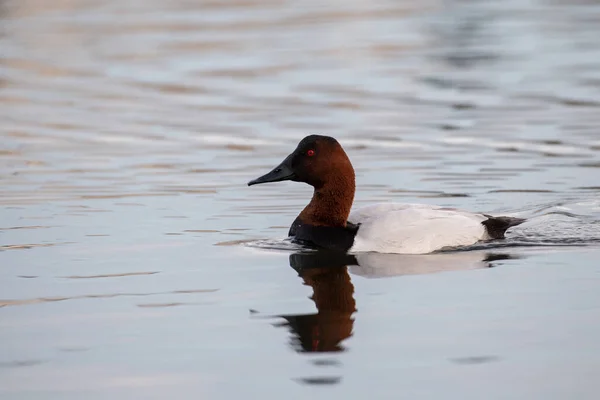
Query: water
1 0 600 398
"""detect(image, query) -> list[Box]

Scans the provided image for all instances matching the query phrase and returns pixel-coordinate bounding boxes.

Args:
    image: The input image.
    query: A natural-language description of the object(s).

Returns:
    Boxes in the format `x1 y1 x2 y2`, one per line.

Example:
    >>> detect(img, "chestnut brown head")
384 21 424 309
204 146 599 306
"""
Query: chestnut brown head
248 135 354 189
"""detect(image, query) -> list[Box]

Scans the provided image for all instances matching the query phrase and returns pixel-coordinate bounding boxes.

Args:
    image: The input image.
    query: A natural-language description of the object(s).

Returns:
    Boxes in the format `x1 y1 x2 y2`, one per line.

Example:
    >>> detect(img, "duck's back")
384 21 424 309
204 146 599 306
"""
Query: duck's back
348 203 489 254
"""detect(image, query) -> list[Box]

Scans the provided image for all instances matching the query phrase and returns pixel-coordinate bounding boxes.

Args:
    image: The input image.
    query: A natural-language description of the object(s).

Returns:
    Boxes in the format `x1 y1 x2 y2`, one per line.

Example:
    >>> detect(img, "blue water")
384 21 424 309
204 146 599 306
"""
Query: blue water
1 0 600 399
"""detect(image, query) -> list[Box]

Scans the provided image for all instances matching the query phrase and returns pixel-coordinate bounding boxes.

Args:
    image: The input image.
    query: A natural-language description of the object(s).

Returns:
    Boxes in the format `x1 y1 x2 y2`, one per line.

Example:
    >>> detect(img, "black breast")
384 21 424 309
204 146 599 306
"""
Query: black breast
288 217 359 252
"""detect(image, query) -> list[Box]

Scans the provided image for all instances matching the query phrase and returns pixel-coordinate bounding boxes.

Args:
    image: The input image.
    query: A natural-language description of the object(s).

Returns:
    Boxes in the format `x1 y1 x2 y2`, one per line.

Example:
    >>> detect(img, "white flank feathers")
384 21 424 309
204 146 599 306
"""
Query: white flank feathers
348 203 490 254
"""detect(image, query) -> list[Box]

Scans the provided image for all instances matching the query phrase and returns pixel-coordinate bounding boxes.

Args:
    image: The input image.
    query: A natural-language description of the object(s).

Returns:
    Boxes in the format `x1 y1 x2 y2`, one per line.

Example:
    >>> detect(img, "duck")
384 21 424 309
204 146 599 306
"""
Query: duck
248 135 525 254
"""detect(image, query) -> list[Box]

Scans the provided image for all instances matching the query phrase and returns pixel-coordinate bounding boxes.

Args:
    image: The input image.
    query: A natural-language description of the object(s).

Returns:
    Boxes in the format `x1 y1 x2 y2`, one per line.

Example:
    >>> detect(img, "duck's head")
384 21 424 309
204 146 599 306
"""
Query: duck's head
248 135 354 189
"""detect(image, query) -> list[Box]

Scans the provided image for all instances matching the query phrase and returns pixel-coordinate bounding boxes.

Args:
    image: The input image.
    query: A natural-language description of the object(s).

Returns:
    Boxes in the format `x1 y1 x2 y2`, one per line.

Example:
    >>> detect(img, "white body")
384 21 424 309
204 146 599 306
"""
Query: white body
348 203 491 254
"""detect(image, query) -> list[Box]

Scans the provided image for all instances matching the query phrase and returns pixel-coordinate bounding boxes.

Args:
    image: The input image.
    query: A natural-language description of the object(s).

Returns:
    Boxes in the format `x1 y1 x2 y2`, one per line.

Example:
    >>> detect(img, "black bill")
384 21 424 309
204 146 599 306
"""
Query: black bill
248 155 295 186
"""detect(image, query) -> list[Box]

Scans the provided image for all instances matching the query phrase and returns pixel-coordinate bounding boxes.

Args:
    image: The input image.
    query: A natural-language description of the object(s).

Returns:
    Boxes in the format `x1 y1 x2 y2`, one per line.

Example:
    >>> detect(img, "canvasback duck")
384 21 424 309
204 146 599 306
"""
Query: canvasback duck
248 135 525 254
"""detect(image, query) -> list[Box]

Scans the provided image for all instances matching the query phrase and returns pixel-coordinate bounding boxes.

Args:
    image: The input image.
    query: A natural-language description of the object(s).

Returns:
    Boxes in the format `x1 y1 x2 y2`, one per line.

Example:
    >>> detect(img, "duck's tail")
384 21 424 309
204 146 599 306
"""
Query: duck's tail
481 216 526 239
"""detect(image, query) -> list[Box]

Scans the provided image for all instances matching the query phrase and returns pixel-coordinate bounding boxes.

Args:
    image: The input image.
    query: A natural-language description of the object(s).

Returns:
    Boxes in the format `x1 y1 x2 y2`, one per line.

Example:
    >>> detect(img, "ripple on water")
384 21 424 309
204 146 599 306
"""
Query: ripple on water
0 289 219 309
1 0 600 397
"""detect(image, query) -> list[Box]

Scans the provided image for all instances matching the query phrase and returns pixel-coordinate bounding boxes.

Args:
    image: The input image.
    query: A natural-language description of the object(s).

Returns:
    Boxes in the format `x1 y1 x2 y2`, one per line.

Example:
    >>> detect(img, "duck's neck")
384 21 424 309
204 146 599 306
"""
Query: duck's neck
298 175 355 227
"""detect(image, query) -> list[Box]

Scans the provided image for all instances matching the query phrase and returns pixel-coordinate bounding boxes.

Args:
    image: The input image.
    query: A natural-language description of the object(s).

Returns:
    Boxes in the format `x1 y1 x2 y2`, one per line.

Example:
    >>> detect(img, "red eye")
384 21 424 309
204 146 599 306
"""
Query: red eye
307 149 315 157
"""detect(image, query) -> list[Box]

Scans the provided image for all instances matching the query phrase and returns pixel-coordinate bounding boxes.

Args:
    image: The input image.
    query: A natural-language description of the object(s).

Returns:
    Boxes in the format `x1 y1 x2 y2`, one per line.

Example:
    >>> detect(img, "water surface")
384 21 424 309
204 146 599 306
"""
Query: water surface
1 0 600 399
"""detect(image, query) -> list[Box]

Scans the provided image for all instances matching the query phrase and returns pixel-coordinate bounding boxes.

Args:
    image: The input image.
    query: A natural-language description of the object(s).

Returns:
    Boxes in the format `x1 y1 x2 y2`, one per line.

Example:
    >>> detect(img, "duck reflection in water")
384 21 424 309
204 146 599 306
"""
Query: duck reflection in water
275 250 518 353
278 251 358 353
